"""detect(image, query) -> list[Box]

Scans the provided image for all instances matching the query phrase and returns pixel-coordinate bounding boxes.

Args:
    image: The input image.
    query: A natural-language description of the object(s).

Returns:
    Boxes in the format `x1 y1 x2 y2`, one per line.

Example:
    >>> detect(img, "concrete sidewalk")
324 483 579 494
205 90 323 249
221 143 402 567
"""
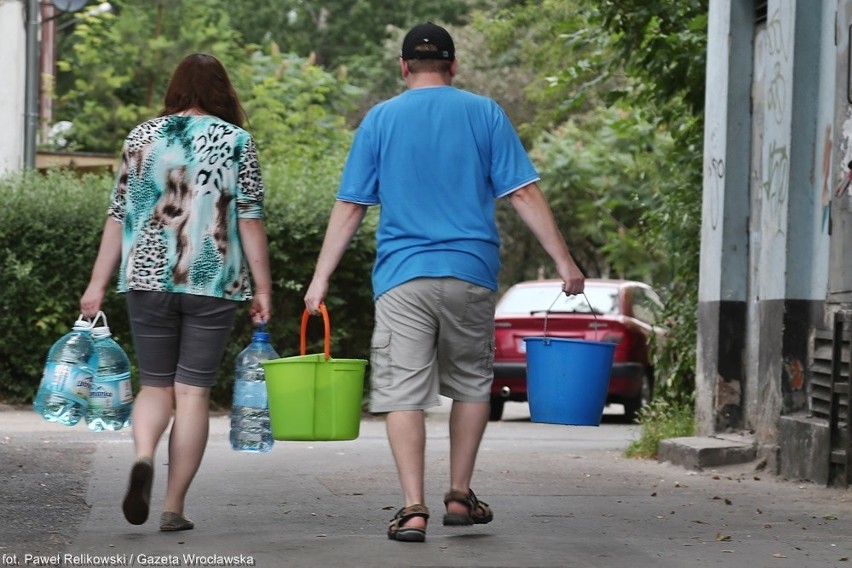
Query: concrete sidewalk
2 403 852 567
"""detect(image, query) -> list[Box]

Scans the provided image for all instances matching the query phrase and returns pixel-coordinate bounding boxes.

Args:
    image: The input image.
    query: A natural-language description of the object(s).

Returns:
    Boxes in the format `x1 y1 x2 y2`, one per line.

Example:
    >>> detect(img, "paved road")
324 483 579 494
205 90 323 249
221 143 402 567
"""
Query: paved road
2 402 851 568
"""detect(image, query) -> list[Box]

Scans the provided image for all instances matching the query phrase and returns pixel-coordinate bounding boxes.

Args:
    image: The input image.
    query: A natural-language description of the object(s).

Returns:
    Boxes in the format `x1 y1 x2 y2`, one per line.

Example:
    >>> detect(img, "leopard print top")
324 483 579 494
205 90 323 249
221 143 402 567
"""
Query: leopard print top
108 115 264 301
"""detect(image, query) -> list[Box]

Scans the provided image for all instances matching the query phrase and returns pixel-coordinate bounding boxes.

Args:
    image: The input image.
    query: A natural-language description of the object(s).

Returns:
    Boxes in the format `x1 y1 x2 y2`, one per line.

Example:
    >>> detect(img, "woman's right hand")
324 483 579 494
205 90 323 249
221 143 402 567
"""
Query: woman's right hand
80 284 105 319
250 292 272 325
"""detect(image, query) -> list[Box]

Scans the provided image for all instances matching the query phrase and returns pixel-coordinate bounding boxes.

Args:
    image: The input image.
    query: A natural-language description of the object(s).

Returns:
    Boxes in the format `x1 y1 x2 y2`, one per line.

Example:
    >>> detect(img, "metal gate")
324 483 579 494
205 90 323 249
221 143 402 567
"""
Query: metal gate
827 311 852 487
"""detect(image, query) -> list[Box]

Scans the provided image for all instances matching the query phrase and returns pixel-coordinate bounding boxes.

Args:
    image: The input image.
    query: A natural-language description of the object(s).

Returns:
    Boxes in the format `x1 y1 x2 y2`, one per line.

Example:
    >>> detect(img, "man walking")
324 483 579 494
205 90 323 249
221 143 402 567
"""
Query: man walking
304 22 584 542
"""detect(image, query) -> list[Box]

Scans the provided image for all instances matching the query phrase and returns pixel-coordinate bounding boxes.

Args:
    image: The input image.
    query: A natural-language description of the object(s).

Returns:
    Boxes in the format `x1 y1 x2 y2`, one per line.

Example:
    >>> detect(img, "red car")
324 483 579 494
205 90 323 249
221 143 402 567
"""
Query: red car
490 278 665 422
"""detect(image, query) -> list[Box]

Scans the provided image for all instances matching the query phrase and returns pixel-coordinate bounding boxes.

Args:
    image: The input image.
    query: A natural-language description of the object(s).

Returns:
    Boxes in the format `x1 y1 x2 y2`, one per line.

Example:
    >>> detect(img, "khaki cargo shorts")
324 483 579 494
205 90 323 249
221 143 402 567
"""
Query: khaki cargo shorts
368 277 496 413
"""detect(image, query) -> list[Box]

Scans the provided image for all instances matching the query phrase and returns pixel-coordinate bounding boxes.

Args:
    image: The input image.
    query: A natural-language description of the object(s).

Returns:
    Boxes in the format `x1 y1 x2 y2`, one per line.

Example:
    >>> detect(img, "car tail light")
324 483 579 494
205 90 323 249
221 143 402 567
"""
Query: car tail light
600 331 632 362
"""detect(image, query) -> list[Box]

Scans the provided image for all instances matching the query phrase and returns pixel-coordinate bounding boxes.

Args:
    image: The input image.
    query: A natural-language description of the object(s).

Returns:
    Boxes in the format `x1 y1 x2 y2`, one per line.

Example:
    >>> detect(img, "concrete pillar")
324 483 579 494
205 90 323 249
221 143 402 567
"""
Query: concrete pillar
829 1 852 304
774 0 831 421
696 0 754 436
0 1 26 175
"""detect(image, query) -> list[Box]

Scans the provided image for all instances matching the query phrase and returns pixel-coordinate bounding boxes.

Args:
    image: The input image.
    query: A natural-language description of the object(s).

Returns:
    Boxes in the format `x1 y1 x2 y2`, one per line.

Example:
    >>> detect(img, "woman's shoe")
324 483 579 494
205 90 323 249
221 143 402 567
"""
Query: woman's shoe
159 511 195 531
122 458 153 525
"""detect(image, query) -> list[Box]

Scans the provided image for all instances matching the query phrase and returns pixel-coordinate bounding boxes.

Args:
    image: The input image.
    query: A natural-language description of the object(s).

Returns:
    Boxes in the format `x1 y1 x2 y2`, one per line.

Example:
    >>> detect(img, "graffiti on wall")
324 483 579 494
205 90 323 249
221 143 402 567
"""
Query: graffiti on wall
707 157 724 230
766 8 789 126
763 141 789 231
762 6 792 237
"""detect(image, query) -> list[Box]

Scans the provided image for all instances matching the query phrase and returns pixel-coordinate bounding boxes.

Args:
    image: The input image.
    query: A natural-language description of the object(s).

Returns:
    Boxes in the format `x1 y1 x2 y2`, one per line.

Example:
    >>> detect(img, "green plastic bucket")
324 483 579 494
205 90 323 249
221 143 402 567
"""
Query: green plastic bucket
261 306 367 441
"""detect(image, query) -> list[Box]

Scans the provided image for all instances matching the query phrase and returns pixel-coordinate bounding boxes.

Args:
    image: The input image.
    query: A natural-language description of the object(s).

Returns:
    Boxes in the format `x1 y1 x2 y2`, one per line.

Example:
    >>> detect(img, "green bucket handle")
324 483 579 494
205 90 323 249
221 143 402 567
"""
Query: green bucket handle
300 303 331 360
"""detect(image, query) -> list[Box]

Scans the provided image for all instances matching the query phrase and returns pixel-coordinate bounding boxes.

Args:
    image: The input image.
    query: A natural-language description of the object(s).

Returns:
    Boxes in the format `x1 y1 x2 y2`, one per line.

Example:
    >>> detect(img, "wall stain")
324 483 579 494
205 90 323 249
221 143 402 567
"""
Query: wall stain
783 358 805 391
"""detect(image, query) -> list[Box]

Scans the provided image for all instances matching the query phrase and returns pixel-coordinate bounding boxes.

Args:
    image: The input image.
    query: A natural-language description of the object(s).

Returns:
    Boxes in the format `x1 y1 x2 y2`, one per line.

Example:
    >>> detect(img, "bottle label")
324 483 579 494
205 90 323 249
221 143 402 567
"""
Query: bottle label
41 362 92 406
89 372 133 410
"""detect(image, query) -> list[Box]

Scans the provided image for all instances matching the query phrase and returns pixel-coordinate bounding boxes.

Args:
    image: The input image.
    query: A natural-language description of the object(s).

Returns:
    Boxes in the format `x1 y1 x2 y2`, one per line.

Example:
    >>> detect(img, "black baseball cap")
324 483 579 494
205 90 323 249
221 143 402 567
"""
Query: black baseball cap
400 22 455 61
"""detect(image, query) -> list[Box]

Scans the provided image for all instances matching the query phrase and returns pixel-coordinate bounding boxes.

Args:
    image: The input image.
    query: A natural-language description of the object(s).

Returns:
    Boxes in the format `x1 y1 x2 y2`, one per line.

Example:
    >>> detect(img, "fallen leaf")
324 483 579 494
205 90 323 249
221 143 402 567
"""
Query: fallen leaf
724 498 732 505
716 532 732 541
823 514 838 520
772 553 787 558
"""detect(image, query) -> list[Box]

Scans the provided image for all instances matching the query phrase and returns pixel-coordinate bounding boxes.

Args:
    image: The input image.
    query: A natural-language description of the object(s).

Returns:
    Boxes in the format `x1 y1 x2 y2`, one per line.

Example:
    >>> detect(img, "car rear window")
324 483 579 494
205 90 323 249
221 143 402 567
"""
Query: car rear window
496 285 619 315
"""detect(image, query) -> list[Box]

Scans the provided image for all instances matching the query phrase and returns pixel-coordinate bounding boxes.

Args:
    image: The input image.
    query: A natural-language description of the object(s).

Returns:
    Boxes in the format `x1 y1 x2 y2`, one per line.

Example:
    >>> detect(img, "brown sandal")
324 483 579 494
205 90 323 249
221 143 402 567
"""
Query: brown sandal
387 504 430 542
443 489 494 526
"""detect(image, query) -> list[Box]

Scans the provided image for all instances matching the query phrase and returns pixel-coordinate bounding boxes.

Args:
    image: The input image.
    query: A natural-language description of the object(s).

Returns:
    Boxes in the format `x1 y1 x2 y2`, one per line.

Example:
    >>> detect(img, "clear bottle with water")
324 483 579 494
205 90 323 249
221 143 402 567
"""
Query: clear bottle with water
33 315 97 426
86 318 133 432
230 324 278 453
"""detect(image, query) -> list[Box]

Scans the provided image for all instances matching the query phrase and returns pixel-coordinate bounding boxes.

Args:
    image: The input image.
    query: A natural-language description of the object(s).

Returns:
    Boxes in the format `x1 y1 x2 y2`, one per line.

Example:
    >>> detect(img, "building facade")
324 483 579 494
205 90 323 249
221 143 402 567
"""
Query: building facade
0 1 26 175
699 0 852 485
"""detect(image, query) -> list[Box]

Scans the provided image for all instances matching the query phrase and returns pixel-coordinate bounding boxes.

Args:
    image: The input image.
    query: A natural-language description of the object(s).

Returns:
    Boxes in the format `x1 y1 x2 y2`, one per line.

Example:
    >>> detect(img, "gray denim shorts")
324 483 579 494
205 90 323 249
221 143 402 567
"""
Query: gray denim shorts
369 278 496 413
126 290 239 388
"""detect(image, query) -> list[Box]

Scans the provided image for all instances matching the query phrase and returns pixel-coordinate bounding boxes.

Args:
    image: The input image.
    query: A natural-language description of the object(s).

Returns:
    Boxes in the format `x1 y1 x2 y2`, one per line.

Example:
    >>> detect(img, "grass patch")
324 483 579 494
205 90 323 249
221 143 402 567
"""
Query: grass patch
625 398 694 459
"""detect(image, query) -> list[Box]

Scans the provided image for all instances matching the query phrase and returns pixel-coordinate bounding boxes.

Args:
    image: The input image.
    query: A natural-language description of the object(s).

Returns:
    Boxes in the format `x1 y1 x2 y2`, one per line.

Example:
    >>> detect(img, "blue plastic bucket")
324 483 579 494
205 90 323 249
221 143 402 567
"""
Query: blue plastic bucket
524 337 615 426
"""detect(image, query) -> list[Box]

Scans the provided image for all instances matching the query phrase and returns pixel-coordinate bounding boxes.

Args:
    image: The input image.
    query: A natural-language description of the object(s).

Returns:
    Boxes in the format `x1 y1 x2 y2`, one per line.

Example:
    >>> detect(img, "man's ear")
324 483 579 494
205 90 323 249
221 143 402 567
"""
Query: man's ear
400 58 410 78
449 58 458 78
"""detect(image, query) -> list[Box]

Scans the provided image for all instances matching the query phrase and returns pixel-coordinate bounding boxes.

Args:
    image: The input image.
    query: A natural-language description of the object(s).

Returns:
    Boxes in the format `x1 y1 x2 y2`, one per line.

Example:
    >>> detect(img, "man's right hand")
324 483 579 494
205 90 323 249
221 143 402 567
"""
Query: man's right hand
558 258 585 296
304 277 329 315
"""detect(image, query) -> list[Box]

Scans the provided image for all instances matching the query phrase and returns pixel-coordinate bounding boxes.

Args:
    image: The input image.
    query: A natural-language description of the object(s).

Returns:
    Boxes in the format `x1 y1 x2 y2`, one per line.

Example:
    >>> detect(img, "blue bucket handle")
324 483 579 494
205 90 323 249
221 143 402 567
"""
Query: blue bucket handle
543 291 599 341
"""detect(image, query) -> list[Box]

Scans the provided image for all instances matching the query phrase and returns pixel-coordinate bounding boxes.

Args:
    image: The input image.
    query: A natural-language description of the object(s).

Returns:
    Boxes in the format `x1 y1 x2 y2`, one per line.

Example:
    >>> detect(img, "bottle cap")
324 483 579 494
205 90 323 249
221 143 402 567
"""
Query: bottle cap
72 316 94 331
252 330 271 342
91 325 112 339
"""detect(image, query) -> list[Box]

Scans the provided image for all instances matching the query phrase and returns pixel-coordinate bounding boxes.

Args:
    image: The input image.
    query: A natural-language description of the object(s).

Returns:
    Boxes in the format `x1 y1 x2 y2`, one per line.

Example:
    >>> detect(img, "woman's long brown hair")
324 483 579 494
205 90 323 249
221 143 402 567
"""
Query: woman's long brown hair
160 53 247 127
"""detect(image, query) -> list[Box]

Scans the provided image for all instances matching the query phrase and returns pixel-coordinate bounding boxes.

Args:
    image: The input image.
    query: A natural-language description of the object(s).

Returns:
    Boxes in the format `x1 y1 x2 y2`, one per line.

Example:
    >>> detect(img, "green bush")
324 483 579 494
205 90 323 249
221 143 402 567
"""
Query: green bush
624 398 694 459
0 170 123 402
0 166 376 408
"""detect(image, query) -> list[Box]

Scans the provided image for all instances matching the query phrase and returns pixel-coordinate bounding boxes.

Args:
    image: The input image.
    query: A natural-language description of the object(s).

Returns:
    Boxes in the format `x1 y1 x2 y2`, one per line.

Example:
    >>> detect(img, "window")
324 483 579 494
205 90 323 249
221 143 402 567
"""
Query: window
631 287 663 326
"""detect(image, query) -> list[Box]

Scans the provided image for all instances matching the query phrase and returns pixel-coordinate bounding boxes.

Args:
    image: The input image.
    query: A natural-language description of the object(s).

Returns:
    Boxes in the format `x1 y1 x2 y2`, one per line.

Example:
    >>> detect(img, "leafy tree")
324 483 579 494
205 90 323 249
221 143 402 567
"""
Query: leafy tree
225 0 472 69
472 1 664 287
529 105 668 282
477 0 707 406
594 0 708 120
236 46 358 162
589 0 708 402
54 0 245 152
476 0 618 142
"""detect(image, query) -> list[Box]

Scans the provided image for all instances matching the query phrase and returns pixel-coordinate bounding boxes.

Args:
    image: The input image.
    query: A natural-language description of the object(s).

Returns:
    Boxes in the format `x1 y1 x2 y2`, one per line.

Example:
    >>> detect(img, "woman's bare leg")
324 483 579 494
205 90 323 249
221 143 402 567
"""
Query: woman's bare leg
162 383 211 515
131 385 175 460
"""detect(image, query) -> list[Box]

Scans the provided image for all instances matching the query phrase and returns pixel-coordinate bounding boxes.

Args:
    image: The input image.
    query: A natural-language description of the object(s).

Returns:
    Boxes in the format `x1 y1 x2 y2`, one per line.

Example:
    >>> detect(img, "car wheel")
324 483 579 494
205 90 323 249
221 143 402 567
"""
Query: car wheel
489 397 505 421
622 372 653 423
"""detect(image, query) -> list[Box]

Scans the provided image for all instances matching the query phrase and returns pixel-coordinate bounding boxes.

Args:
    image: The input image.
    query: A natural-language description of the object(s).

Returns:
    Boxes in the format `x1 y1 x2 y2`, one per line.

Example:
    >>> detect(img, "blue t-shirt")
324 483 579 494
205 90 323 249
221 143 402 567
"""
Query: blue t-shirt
337 86 539 299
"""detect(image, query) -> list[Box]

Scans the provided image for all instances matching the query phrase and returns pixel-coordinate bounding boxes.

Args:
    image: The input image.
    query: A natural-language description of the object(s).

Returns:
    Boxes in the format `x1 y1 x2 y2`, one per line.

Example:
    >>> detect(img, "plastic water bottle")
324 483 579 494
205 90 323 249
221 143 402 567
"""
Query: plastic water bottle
230 324 278 452
86 319 133 432
33 315 97 426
